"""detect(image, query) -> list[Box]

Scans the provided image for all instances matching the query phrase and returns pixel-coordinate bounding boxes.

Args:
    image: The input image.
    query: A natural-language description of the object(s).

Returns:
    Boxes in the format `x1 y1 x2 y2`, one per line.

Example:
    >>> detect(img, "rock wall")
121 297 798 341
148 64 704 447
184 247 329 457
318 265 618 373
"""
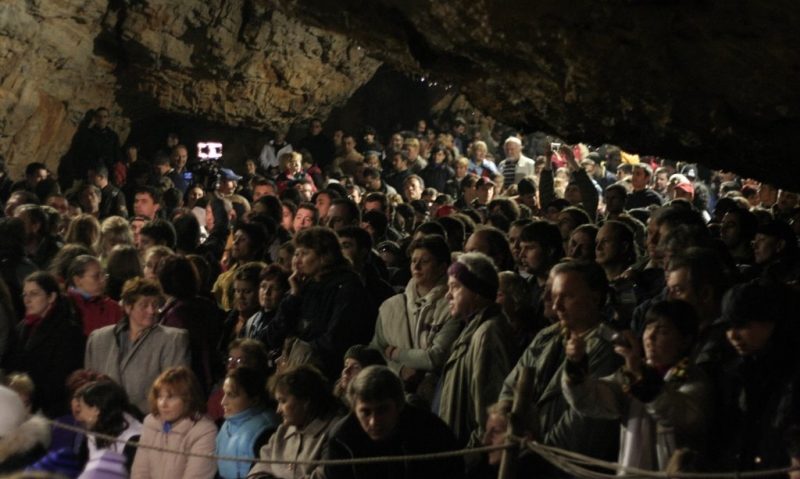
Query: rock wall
0 0 381 178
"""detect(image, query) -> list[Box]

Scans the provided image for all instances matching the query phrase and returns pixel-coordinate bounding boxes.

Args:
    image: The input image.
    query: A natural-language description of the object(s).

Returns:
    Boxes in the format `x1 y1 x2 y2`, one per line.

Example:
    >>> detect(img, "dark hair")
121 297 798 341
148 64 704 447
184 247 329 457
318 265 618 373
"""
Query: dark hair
550 260 609 306
270 365 337 419
225 367 269 407
337 226 373 252
329 198 361 225
158 255 199 299
50 244 93 282
415 221 447 239
644 300 700 353
25 271 61 296
233 222 269 262
227 338 271 371
172 214 201 254
234 261 266 286
106 245 142 299
133 185 161 206
75 381 138 448
470 227 516 272
487 198 521 222
361 210 388 237
407 234 451 266
723 208 759 244
120 277 163 307
519 221 565 269
254 195 283 224
600 220 638 265
667 247 732 303
16 204 49 235
259 264 290 293
436 216 466 252
67 255 101 287
293 227 347 274
25 162 47 177
295 202 320 224
141 219 177 250
343 345 386 368
348 365 404 408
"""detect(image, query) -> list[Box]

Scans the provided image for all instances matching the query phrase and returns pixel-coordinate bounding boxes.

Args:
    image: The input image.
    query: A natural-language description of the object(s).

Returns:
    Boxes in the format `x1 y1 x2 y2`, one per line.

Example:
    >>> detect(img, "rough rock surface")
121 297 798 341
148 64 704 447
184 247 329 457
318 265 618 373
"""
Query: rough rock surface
0 0 380 178
275 0 800 188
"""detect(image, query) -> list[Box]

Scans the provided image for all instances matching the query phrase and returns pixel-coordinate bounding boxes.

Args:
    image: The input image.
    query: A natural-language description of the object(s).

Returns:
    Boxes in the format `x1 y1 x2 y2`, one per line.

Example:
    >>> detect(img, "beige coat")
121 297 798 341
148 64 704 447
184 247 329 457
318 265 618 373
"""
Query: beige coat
85 321 190 413
370 278 461 373
248 415 341 479
131 414 217 479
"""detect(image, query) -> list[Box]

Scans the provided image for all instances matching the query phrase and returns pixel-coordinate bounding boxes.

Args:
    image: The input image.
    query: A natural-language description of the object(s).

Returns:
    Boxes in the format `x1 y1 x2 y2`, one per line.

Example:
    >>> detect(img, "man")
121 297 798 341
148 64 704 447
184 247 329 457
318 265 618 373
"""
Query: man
516 177 538 213
498 137 535 187
89 166 127 219
132 186 161 220
11 163 48 195
76 107 123 177
77 184 102 218
326 198 361 231
258 129 292 171
167 145 190 193
602 183 628 221
625 163 663 210
518 220 564 297
499 261 621 476
335 134 364 177
595 221 637 281
437 252 517 447
139 219 178 253
338 226 394 305
296 118 335 172
15 204 62 269
216 168 241 198
325 366 464 479
401 138 427 173
384 151 411 194
362 167 397 196
402 175 424 203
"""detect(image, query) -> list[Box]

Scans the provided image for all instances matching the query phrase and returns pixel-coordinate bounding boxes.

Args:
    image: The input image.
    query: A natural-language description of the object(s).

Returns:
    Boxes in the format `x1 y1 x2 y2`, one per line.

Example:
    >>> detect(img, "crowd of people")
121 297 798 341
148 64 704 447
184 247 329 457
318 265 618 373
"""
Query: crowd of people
0 107 799 478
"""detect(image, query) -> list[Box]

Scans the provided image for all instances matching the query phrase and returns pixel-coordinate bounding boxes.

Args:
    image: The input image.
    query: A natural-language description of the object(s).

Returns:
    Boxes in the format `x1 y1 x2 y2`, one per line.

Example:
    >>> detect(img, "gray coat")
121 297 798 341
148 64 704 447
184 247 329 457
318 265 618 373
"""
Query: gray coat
85 321 190 413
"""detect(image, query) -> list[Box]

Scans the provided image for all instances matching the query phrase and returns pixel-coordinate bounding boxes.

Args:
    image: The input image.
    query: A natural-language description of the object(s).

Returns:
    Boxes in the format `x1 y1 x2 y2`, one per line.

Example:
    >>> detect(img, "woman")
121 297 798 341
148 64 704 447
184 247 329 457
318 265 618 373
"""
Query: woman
4 271 85 417
420 144 454 193
64 214 101 253
563 300 711 471
97 216 134 264
216 367 279 479
207 338 272 422
248 365 341 479
67 255 123 336
85 277 190 414
105 244 142 301
74 380 142 472
370 235 461 400
266 227 376 379
142 245 174 281
158 255 224 395
131 367 217 479
567 224 598 262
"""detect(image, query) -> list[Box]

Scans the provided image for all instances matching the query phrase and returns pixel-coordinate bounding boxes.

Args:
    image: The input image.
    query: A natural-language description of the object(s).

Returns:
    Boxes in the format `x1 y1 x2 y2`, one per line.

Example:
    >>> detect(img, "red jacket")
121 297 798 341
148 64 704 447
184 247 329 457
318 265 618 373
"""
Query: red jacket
68 291 123 336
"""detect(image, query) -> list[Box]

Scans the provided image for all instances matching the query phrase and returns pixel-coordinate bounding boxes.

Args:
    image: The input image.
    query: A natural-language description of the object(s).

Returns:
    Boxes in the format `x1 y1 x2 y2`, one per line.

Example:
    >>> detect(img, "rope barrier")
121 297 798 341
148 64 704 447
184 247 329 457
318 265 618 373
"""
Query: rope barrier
47 418 800 477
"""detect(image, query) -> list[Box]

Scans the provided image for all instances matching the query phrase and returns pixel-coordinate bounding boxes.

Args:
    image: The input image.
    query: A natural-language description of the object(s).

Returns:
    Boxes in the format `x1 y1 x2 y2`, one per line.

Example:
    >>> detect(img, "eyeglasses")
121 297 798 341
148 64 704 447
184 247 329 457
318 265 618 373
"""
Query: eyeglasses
227 356 244 366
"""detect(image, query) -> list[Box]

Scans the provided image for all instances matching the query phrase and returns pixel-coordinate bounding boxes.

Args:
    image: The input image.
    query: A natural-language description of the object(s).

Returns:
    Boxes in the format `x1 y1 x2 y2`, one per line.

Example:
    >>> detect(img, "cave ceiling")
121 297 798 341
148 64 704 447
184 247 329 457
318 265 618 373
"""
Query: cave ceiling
274 0 800 188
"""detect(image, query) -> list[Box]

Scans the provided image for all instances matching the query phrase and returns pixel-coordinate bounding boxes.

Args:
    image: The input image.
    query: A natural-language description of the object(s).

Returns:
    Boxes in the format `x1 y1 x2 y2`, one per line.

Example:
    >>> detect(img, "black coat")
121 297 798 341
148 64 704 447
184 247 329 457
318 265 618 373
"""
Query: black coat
4 299 85 417
325 405 464 479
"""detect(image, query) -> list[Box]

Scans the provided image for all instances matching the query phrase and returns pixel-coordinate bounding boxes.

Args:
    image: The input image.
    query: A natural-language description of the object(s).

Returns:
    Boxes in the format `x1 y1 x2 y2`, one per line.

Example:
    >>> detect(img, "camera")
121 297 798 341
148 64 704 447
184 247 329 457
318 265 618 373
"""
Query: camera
190 141 224 191
595 323 631 348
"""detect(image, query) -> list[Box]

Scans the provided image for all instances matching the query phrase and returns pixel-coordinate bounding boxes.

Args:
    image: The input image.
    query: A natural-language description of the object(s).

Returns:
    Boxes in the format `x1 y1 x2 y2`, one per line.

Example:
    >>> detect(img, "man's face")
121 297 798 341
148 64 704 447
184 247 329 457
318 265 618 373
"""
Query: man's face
363 200 382 214
218 179 237 195
233 279 259 315
171 147 188 170
46 196 69 216
504 141 521 160
365 175 381 192
726 321 775 356
391 155 407 172
464 232 490 256
403 143 419 159
404 179 422 201
654 172 669 193
339 236 359 264
27 168 48 188
666 267 700 309
293 208 316 232
80 188 100 214
355 398 401 442
477 184 494 205
95 109 110 129
519 240 547 276
603 189 626 215
343 136 357 153
252 184 275 201
391 134 403 150
631 168 649 190
310 120 323 136
752 233 782 265
295 183 314 202
133 193 159 219
551 271 601 332
326 204 352 230
595 225 624 266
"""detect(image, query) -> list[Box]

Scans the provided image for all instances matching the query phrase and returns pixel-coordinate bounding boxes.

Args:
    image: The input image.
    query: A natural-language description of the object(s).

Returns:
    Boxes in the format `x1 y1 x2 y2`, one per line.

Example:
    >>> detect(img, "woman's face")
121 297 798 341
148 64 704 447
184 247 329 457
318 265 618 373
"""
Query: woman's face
259 278 284 311
233 279 259 316
281 206 294 232
293 246 324 278
277 248 293 270
340 358 362 392
73 261 106 297
143 252 165 281
221 377 255 418
410 248 446 289
205 204 216 231
275 390 308 428
76 398 100 428
156 386 187 423
719 212 742 247
23 281 57 317
125 295 161 333
567 230 595 262
187 187 204 207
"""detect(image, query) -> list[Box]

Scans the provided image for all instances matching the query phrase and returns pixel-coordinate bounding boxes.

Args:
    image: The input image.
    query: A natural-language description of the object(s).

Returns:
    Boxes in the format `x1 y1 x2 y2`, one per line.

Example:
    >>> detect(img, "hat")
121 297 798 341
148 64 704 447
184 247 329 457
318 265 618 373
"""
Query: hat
0 386 26 437
620 151 640 165
584 151 601 163
721 282 786 327
681 164 698 180
674 182 694 196
477 177 495 188
220 168 242 181
517 178 537 196
757 219 796 244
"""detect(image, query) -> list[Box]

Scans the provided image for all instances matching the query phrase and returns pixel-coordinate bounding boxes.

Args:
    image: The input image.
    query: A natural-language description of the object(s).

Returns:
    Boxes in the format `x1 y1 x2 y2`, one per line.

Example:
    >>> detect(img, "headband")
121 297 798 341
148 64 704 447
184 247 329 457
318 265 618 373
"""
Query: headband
448 261 498 300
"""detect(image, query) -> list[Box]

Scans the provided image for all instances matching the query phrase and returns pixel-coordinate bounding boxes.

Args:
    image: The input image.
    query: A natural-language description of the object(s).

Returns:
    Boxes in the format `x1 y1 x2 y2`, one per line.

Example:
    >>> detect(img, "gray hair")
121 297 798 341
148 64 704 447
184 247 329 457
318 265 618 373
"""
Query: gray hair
457 251 498 283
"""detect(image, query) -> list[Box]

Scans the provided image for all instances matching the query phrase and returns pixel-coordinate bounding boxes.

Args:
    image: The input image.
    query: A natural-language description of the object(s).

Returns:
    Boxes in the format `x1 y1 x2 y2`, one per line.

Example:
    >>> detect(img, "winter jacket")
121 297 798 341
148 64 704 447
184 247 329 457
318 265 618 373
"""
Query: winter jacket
68 290 123 336
0 415 50 474
437 304 517 447
325 406 464 479
84 321 190 414
563 359 711 471
247 414 341 479
131 414 217 479
216 408 279 479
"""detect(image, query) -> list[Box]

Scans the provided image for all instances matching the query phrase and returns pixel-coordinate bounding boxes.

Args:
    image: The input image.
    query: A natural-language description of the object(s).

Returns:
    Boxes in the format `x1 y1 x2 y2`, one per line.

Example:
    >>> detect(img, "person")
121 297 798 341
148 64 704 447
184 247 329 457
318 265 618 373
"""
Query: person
15 204 63 269
716 282 800 472
625 163 663 210
73 380 143 473
105 244 142 301
207 338 272 421
719 207 757 266
0 385 51 473
4 271 85 417
333 345 386 405
212 222 269 311
325 365 465 479
464 226 516 272
84 277 190 413
247 365 342 479
258 129 293 171
216 367 279 479
219 262 266 356
562 300 711 471
131 366 217 479
88 166 128 219
420 144 455 193
243 264 289 344
266 227 376 380
158 255 225 395
295 119 335 173
498 260 622 477
437 252 517 447
498 137 535 187
371 235 461 402
67 254 123 336
132 186 161 220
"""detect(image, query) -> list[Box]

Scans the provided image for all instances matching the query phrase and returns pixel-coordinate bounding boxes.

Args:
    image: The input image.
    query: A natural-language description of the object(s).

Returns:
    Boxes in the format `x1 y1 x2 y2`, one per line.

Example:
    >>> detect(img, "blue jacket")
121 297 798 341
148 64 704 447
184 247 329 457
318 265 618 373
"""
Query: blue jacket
215 408 278 479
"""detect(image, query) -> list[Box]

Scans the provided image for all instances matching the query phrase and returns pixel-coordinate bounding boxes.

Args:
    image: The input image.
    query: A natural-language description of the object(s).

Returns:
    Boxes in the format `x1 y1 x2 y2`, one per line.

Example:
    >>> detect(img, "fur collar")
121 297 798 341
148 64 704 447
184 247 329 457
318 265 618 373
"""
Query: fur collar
0 415 51 462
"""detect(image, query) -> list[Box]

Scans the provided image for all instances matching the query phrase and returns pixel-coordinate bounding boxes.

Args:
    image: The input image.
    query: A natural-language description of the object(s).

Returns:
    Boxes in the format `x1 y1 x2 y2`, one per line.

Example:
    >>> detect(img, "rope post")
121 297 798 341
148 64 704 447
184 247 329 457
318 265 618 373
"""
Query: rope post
498 367 534 479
